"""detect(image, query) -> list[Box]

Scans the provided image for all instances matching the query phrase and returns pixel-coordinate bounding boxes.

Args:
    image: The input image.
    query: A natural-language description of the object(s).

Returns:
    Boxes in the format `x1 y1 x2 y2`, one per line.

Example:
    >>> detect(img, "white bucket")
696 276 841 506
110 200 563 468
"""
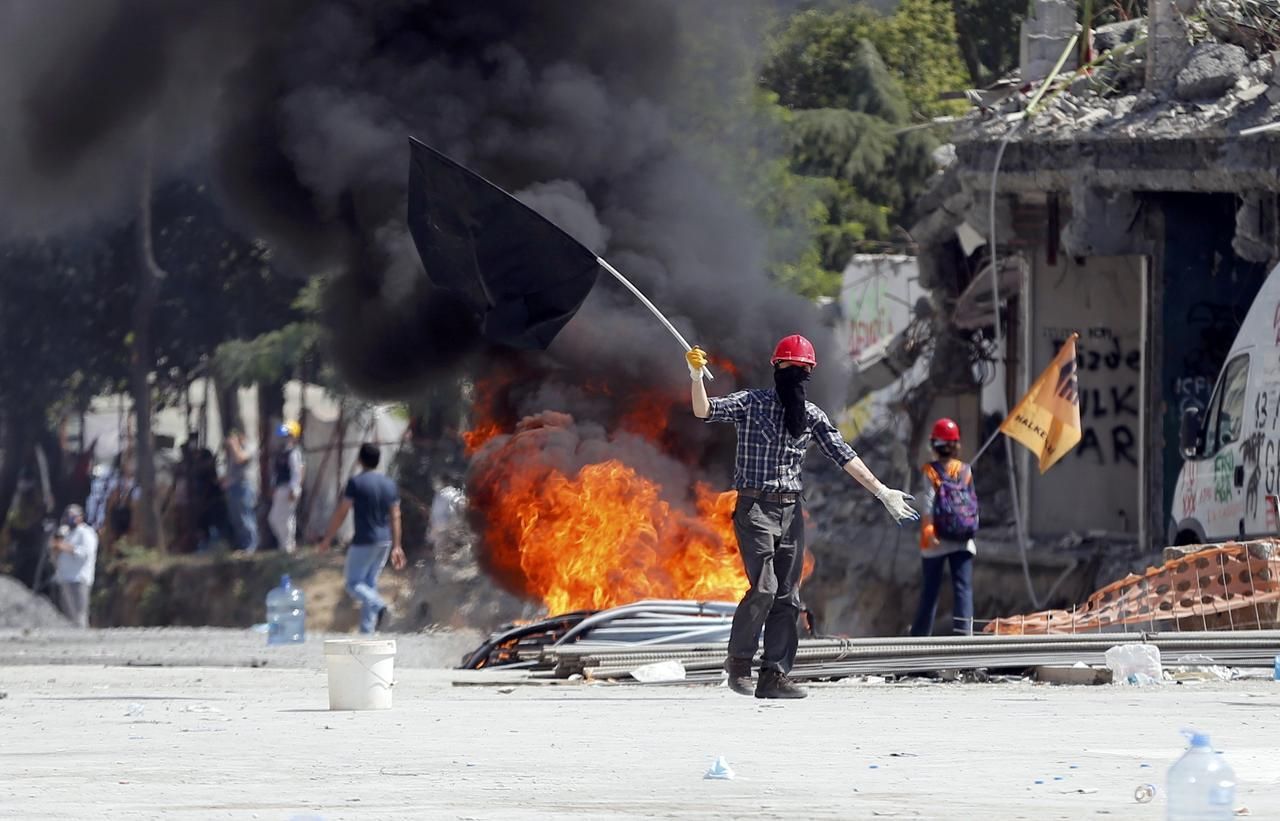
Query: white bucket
324 639 396 710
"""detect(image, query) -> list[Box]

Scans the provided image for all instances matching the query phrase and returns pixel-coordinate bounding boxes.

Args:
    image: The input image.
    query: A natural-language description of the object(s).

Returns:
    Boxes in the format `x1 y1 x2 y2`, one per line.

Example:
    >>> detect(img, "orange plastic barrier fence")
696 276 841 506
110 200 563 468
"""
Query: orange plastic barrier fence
984 541 1280 635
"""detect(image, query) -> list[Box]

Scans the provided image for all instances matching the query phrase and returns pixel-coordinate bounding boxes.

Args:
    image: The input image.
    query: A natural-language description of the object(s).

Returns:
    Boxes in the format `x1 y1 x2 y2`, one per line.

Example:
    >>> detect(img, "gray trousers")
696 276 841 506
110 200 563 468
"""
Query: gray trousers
727 497 805 673
57 581 90 629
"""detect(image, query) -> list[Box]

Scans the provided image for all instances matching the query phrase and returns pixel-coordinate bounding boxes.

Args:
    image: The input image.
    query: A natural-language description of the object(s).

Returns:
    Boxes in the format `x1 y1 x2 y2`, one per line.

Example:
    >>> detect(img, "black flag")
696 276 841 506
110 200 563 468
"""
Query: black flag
407 138 600 350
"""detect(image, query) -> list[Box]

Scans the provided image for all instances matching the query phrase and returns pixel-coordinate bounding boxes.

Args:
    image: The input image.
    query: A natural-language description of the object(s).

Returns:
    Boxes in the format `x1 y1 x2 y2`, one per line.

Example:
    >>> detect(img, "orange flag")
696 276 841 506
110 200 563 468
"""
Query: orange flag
999 333 1082 473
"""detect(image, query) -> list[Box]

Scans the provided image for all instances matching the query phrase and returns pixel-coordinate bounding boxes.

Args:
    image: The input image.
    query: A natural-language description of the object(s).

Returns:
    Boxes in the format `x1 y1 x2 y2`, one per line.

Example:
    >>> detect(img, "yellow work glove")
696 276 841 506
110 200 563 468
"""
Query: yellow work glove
686 346 708 380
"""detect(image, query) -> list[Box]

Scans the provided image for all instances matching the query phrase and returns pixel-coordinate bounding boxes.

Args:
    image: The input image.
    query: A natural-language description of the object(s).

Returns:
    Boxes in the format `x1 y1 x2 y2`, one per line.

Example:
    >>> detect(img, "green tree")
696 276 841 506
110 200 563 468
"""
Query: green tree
764 2 969 120
0 236 131 527
952 0 1027 86
760 3 960 297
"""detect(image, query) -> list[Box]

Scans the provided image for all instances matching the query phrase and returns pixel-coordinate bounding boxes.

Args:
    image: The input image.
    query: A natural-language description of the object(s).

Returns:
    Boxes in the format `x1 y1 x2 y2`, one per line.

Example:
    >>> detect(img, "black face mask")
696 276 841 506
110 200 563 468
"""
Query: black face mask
774 365 811 438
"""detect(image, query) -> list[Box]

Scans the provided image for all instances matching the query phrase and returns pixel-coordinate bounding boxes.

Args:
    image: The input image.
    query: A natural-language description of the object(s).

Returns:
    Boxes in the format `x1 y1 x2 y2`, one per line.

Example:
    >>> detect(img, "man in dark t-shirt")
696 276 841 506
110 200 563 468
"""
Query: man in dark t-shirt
318 443 407 633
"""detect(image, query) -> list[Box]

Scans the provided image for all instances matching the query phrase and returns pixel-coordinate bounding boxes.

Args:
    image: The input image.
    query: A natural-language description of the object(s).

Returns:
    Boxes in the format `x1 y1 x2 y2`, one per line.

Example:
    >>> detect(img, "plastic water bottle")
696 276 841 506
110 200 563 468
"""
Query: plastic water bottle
1166 731 1235 820
266 574 305 645
1273 654 1279 680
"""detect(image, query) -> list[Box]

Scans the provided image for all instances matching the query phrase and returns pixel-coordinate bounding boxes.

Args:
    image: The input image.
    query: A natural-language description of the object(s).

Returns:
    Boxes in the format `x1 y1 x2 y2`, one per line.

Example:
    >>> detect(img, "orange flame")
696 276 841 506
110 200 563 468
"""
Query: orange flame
462 422 501 456
467 405 753 613
464 369 813 615
495 459 745 614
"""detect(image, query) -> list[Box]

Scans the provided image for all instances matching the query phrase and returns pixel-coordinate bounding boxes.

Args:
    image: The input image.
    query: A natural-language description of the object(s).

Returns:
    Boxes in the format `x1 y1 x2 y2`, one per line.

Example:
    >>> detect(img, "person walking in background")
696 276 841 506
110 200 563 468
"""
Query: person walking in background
49 504 98 628
267 420 304 553
102 454 138 553
317 443 407 633
193 446 231 552
224 430 259 553
912 418 979 637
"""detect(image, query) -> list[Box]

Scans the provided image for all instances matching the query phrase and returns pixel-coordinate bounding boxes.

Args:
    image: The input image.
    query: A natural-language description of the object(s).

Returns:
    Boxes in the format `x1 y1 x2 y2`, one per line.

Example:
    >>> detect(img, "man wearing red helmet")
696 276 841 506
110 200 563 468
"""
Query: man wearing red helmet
687 334 918 699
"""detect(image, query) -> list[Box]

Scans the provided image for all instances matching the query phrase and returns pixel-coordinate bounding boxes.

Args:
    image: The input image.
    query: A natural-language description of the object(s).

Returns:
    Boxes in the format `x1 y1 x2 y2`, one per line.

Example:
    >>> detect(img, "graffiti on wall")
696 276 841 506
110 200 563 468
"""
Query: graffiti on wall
1046 326 1140 467
1175 302 1243 413
840 256 918 361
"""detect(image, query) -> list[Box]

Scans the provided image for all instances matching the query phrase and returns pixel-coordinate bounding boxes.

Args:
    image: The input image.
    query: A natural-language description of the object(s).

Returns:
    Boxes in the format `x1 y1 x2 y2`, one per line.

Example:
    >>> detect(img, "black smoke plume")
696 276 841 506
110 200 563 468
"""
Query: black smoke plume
1 0 845 401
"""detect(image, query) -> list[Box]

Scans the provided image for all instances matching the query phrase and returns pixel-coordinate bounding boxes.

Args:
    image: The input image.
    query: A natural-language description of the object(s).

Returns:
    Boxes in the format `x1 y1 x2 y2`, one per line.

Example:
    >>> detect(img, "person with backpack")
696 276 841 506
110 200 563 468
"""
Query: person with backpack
912 417 978 637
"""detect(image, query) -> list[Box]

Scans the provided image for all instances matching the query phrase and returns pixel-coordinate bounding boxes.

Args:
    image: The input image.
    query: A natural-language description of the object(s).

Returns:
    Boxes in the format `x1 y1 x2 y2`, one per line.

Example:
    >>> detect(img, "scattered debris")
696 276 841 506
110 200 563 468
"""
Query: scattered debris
703 756 735 781
1170 654 1237 682
1035 665 1113 685
1176 42 1251 99
0 575 70 629
630 660 686 683
1105 644 1163 685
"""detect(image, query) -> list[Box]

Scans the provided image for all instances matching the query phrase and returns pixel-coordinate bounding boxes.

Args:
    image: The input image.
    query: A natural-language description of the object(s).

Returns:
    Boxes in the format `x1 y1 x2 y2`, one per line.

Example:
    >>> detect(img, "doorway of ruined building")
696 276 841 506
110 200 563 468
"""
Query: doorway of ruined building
1021 247 1147 545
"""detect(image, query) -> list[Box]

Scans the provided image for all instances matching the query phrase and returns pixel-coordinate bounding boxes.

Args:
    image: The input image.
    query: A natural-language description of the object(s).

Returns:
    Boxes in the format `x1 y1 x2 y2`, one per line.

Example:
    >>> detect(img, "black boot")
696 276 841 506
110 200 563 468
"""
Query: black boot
755 668 806 699
724 657 754 696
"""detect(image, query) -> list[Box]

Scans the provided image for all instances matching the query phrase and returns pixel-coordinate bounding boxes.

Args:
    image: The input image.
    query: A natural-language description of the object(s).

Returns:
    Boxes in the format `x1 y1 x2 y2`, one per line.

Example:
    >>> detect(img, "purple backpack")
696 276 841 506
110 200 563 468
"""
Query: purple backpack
926 461 979 541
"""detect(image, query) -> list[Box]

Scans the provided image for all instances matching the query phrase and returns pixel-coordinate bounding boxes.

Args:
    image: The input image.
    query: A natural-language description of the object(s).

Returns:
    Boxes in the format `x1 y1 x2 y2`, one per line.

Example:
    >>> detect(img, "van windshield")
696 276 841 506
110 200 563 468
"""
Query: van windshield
1203 354 1250 455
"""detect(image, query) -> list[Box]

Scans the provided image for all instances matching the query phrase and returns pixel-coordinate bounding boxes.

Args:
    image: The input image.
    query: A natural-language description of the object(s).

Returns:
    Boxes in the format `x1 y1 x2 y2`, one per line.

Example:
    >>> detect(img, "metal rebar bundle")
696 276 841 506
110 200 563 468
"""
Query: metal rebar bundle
460 599 1280 684
541 631 1280 682
459 600 737 670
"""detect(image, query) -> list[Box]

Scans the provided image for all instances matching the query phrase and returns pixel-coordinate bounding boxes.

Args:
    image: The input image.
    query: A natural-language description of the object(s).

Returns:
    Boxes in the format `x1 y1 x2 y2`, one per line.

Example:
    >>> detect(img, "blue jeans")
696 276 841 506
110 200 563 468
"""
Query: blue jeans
226 482 259 553
911 551 974 636
344 543 391 634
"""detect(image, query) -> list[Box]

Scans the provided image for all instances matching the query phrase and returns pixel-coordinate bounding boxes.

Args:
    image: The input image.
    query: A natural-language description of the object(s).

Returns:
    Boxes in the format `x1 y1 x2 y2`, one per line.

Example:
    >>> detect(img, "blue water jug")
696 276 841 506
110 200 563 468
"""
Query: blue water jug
266 574 305 645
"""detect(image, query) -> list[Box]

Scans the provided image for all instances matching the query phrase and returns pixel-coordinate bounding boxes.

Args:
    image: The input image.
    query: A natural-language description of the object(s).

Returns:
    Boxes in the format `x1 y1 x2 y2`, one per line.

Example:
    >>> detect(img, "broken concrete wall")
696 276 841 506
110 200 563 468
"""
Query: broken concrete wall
836 255 928 413
1148 0 1195 90
1021 0 1080 83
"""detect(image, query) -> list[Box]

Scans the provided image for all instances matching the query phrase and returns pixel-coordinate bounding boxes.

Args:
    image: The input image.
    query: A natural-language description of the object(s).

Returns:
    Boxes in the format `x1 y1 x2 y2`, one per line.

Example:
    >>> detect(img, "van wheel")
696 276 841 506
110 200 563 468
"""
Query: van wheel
1173 530 1202 547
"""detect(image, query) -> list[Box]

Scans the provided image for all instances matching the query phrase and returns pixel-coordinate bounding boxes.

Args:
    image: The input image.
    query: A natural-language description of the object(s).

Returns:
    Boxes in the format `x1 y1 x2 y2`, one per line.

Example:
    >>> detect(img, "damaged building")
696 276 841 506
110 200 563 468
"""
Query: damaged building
913 0 1280 552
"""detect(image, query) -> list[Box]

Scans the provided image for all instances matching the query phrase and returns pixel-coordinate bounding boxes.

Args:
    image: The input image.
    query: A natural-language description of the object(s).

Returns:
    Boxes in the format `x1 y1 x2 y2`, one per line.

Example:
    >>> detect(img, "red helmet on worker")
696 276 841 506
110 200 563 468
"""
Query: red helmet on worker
771 334 817 368
931 418 961 443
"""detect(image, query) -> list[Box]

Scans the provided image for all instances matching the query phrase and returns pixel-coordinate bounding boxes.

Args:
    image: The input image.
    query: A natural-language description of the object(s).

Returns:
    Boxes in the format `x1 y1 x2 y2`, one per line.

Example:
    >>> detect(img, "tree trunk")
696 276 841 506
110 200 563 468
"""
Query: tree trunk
256 378 285 545
132 156 164 550
0 413 34 530
213 374 242 437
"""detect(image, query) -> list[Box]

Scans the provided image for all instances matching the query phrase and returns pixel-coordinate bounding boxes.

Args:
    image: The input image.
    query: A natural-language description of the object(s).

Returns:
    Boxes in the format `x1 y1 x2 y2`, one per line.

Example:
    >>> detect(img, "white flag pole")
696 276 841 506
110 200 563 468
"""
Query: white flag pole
595 257 714 380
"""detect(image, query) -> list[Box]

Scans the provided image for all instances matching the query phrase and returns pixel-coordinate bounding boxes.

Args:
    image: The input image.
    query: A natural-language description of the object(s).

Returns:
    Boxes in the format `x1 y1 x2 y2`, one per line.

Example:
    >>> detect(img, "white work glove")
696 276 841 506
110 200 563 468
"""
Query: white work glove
874 485 919 524
686 346 708 380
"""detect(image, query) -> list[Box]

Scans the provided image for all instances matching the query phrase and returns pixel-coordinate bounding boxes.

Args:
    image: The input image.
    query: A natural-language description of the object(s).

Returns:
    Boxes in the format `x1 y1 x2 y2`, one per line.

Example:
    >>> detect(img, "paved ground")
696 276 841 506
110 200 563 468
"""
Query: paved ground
2 631 1278 819
0 627 483 670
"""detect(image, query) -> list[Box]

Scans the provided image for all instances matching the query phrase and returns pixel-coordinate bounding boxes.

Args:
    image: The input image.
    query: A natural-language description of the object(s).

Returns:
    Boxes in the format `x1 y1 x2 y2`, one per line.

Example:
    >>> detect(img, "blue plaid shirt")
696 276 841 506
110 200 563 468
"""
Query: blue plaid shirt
705 389 857 492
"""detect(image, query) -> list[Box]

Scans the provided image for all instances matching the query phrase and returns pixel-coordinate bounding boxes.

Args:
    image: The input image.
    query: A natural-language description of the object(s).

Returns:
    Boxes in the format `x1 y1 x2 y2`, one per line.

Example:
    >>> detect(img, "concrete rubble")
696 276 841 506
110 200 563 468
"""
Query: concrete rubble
0 575 69 629
948 0 1280 156
1176 41 1250 99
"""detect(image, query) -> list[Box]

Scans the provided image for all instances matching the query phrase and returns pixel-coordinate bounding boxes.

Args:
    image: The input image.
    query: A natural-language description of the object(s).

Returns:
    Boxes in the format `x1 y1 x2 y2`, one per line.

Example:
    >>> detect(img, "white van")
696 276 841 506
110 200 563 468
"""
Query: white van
1172 264 1280 545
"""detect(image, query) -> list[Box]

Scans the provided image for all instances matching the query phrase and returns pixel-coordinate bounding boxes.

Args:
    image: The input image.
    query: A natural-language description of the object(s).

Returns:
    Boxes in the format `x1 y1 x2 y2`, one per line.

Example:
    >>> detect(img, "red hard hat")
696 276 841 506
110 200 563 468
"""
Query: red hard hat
931 418 961 442
771 334 817 367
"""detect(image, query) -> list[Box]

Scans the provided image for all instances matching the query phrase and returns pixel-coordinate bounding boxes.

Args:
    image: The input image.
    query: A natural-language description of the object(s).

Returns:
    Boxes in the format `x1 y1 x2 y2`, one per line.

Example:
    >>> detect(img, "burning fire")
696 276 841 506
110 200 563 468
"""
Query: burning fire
496 458 743 614
462 422 501 455
468 406 752 614
465 369 816 616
